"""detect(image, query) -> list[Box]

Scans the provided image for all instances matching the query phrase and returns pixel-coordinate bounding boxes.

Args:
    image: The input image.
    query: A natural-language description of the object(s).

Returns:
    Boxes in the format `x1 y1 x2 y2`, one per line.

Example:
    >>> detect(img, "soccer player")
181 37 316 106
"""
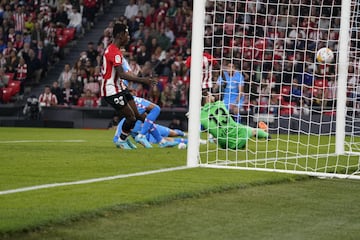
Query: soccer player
216 63 245 123
101 23 156 149
200 92 270 150
113 115 187 146
120 58 179 148
185 51 219 92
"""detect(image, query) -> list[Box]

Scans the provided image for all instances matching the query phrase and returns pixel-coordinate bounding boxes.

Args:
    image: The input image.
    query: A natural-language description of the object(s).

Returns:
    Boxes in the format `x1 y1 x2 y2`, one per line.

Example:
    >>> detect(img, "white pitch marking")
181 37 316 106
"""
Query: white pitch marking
0 140 86 143
0 166 192 196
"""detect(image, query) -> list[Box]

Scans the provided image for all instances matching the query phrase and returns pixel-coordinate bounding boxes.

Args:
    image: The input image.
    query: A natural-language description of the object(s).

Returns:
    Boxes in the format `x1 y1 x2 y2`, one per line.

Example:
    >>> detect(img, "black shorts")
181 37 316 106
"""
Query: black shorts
104 89 134 111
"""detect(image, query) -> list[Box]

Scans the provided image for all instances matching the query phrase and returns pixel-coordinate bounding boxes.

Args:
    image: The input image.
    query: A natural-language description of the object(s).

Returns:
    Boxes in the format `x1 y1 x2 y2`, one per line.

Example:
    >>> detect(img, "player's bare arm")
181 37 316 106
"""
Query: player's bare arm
116 65 157 86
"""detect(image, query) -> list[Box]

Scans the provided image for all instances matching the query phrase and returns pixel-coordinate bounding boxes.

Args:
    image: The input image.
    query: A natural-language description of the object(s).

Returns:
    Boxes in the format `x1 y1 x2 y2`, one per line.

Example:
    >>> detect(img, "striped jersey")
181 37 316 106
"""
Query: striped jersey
100 43 127 97
185 52 217 89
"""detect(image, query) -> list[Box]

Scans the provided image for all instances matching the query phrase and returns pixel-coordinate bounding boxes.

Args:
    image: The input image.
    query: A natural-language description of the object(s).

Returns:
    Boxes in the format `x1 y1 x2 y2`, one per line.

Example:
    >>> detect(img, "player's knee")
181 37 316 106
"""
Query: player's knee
123 117 137 131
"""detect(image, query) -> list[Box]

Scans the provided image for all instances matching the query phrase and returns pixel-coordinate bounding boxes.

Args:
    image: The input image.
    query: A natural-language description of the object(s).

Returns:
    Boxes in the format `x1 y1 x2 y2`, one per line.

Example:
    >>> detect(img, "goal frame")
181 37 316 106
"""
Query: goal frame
186 0 360 180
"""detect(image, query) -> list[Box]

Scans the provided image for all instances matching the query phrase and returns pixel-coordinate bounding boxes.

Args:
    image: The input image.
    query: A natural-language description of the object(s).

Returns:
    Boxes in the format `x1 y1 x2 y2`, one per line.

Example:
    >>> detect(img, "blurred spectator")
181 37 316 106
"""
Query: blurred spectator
157 27 171 51
83 75 100 96
0 39 6 54
161 84 175 107
24 14 36 32
168 117 184 131
124 0 138 20
67 7 83 36
13 33 24 51
148 84 161 105
170 76 186 107
135 43 150 65
51 81 63 105
0 52 6 69
77 89 98 107
3 41 16 60
132 22 146 41
0 68 9 88
27 49 42 84
38 85 58 107
58 63 72 88
62 0 73 14
86 41 98 66
83 0 97 28
12 5 26 34
108 114 120 129
98 28 112 49
7 28 16 45
30 22 46 48
137 0 150 17
61 80 79 106
53 5 69 27
15 56 27 93
69 70 83 94
166 0 178 18
34 40 49 77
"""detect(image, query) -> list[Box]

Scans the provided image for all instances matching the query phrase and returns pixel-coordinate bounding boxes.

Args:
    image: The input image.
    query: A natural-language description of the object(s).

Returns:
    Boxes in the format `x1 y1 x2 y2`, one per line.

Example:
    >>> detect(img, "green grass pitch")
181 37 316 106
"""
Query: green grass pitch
0 127 360 239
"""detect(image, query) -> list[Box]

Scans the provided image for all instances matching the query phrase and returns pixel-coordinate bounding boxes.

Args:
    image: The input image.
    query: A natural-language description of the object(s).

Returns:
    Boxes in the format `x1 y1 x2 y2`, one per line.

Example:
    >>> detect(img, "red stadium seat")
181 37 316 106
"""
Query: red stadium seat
56 35 68 48
8 80 21 95
63 28 76 41
280 85 291 104
5 72 15 81
281 85 291 96
314 79 326 88
175 37 187 46
2 88 13 103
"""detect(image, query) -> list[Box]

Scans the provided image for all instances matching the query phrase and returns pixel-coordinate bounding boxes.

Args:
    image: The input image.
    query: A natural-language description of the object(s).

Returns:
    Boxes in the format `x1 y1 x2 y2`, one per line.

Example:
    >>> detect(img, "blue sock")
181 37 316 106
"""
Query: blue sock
174 138 188 144
174 129 185 136
140 105 160 135
113 123 122 143
150 126 163 143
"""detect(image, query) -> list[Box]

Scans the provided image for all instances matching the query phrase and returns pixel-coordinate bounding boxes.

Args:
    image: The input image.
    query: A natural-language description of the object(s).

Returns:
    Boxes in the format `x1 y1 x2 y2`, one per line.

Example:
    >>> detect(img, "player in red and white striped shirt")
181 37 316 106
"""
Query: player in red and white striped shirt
185 52 218 91
101 23 157 149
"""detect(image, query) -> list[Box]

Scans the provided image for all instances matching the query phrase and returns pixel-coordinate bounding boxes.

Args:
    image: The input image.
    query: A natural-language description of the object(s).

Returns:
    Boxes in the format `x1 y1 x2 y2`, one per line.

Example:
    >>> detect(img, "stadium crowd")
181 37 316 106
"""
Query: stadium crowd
2 0 359 118
0 0 109 104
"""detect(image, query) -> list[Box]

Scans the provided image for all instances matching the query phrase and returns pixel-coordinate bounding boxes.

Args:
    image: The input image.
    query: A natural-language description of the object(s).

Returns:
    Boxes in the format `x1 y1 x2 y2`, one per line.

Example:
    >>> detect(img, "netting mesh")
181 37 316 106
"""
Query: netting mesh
198 0 360 177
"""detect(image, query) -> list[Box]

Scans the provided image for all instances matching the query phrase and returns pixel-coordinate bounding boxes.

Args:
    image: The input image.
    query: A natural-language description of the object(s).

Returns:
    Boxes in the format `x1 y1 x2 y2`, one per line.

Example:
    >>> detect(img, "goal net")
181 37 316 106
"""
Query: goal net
187 0 360 179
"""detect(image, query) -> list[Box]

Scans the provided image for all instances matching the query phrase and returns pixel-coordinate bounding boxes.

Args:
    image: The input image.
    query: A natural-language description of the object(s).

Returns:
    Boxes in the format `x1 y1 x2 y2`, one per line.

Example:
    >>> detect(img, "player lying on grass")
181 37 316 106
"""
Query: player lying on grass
113 95 182 148
113 112 187 147
201 91 270 150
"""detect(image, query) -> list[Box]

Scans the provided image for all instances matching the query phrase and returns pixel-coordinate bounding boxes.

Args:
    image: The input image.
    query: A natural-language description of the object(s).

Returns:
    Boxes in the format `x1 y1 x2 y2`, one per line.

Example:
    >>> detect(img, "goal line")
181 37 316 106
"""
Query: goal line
0 166 191 196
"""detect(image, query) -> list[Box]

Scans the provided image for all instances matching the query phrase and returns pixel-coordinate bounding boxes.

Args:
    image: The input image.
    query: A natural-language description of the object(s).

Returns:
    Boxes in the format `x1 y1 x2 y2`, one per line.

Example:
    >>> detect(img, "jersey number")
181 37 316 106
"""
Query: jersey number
114 96 125 106
209 107 228 127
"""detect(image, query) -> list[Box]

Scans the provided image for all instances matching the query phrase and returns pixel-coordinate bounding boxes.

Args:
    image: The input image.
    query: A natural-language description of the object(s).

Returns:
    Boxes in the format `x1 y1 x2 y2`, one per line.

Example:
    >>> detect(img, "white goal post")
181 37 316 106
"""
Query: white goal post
187 0 360 179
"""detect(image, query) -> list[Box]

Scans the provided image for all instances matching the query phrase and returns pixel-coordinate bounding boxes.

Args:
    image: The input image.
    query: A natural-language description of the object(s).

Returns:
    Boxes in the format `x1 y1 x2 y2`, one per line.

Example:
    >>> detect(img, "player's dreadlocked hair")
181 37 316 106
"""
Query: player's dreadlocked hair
112 23 128 37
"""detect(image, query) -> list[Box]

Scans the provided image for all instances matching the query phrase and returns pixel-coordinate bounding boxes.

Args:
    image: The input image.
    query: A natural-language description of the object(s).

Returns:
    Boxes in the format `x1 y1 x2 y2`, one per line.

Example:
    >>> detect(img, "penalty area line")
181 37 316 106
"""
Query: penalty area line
0 166 192 196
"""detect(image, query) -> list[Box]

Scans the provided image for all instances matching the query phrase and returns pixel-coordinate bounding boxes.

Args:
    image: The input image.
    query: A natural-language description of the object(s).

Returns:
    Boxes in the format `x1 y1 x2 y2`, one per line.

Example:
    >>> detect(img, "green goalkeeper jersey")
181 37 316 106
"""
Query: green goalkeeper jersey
200 101 253 149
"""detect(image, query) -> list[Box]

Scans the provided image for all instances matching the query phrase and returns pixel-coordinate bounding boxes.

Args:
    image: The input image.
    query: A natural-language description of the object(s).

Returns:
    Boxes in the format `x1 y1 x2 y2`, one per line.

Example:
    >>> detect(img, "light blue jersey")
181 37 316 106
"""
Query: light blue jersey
117 119 171 143
217 70 245 109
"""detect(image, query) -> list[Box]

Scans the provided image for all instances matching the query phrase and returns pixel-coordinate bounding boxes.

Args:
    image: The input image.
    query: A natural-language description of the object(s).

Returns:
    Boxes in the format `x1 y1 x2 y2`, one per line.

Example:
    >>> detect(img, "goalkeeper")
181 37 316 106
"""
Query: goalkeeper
201 92 270 150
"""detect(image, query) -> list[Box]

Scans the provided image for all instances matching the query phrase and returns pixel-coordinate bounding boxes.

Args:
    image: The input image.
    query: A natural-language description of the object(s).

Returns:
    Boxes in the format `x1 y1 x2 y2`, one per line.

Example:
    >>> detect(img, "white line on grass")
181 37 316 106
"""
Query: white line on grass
0 166 192 196
0 140 86 143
